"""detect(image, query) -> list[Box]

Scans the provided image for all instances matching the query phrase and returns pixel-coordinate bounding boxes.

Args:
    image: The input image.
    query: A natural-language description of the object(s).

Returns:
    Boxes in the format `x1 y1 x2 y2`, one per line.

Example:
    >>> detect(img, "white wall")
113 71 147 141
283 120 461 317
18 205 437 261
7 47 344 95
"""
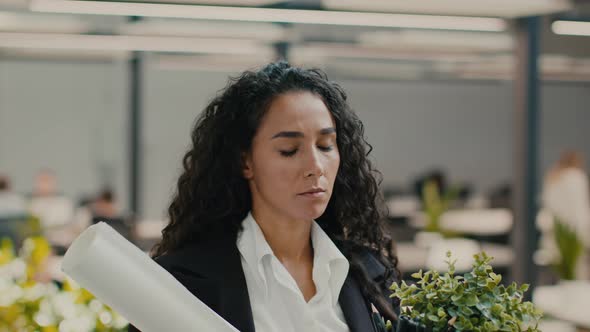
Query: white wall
0 59 588 219
0 59 129 208
341 79 514 190
142 67 232 218
338 79 590 195
539 84 590 173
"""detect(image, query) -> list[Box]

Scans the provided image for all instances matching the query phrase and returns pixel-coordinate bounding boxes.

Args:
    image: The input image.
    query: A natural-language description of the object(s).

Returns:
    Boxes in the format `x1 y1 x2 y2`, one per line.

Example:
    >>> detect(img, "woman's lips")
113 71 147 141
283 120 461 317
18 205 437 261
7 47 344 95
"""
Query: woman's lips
298 190 326 198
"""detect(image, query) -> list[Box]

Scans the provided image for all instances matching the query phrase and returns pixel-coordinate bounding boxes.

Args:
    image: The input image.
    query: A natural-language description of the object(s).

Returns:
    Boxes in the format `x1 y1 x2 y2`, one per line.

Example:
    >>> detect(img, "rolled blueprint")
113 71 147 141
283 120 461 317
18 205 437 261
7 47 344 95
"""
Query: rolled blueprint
62 222 239 332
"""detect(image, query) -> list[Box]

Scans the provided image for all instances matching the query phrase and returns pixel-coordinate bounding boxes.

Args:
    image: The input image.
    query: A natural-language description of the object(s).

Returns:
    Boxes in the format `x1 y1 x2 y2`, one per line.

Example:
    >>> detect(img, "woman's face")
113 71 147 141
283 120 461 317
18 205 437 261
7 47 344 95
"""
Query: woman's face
243 91 340 223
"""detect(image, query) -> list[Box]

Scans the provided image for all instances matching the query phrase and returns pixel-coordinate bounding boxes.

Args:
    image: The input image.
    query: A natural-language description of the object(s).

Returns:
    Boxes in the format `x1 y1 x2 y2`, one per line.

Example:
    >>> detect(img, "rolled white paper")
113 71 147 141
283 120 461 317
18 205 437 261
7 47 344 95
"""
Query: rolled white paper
61 222 240 332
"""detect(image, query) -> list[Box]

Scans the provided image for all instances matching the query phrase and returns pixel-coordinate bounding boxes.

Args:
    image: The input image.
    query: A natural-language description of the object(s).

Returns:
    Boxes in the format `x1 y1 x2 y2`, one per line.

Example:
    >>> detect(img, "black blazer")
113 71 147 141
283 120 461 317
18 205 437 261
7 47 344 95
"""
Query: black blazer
129 229 394 332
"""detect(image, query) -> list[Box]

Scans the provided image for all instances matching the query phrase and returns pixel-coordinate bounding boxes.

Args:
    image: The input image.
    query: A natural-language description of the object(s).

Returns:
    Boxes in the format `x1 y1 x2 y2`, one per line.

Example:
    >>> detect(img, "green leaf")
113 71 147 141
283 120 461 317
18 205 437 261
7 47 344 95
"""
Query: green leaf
411 270 423 280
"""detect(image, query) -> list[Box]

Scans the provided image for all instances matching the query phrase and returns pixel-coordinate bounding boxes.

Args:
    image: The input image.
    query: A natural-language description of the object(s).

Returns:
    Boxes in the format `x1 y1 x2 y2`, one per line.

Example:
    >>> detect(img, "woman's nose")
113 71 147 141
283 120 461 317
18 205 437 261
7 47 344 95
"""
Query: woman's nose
303 149 324 178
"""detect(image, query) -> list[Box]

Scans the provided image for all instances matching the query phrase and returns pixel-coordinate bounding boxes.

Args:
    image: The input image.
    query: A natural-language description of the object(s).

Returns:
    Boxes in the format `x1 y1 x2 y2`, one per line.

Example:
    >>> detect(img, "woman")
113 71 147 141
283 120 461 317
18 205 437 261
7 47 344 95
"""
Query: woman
132 62 399 332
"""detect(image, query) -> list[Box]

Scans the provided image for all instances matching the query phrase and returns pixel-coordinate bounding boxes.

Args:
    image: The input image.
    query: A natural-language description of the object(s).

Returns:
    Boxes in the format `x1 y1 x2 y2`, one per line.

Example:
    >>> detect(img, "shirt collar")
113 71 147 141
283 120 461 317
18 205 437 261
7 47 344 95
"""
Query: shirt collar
310 220 350 305
236 212 350 304
237 212 274 297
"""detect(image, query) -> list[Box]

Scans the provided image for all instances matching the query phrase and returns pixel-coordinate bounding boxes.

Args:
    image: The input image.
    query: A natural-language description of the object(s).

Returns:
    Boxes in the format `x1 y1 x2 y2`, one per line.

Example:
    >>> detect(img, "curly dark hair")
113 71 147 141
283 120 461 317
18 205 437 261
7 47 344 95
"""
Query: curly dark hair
152 61 399 320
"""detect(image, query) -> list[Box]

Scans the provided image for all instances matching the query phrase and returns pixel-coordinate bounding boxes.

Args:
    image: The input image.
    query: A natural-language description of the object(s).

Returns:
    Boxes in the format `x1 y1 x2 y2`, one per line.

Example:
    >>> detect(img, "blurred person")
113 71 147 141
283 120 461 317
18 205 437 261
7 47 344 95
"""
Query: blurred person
540 150 590 279
488 183 512 209
32 168 59 197
91 188 120 220
0 174 27 216
29 169 75 246
90 188 132 239
49 187 129 247
129 62 400 332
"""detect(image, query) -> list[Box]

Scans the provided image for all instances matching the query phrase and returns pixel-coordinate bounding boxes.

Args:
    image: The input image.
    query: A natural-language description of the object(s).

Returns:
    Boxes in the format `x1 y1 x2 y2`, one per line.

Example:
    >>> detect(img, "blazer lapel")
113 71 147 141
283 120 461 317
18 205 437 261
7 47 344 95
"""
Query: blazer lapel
338 273 376 332
214 240 255 332
162 232 255 332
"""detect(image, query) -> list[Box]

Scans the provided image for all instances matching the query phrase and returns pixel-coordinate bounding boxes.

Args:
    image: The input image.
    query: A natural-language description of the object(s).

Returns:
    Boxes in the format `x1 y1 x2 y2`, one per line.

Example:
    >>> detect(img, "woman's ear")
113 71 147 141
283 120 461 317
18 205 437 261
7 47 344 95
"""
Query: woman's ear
241 152 253 180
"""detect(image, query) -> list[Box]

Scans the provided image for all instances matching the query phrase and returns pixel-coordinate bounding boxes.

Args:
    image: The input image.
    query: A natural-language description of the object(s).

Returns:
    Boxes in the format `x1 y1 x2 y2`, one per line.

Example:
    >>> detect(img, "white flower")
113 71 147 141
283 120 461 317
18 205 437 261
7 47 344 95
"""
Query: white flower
34 309 57 327
0 278 23 306
22 283 49 302
112 312 129 329
51 292 79 318
99 310 113 325
0 275 13 292
58 314 96 332
0 258 27 279
20 238 36 256
89 299 103 313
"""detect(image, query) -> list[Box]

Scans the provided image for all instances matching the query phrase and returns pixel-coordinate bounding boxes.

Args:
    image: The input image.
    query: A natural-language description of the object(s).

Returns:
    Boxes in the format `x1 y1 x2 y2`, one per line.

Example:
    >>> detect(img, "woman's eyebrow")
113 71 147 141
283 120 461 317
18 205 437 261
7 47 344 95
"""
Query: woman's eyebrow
319 127 336 135
271 131 303 139
271 127 336 139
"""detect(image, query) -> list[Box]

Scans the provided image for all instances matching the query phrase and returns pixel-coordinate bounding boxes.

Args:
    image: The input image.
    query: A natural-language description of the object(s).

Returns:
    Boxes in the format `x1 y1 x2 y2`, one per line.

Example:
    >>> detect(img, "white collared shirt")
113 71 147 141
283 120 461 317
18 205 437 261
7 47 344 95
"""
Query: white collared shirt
236 212 351 332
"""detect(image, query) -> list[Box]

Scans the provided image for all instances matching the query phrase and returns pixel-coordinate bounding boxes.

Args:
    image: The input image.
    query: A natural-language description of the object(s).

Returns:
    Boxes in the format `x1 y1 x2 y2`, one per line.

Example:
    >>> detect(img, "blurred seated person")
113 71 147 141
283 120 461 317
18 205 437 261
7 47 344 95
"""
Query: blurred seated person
0 174 27 217
541 150 590 279
29 169 75 228
91 188 131 239
29 169 75 248
488 183 512 209
0 174 30 247
91 188 119 220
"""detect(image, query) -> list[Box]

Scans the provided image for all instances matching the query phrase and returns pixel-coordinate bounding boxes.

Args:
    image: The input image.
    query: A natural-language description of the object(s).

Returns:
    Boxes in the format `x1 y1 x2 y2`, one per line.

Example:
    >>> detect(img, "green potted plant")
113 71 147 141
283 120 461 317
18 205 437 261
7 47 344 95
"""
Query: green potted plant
552 217 584 281
390 252 542 331
422 180 459 234
415 180 461 249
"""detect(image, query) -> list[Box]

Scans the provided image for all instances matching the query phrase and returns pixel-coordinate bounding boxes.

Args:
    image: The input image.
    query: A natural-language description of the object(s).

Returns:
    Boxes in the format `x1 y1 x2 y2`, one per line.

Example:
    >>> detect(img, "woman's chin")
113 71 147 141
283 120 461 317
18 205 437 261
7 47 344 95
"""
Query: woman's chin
293 204 328 221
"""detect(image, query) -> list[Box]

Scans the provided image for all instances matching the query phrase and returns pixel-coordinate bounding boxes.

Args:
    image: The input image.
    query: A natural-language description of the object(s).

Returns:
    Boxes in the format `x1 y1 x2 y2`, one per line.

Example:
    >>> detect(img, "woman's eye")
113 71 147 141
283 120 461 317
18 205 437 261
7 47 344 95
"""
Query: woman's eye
280 149 297 157
318 145 334 152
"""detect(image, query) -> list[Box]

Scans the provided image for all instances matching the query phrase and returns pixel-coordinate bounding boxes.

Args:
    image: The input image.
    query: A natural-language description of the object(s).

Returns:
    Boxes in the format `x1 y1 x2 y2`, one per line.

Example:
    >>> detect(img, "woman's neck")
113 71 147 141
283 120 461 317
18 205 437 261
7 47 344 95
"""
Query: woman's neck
251 208 313 264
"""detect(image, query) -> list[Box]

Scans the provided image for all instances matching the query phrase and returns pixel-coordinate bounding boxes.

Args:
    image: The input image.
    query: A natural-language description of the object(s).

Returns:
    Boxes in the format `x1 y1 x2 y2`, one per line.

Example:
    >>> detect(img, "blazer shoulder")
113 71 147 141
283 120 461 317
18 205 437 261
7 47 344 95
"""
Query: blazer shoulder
357 247 395 282
336 240 395 282
153 231 241 278
362 247 403 314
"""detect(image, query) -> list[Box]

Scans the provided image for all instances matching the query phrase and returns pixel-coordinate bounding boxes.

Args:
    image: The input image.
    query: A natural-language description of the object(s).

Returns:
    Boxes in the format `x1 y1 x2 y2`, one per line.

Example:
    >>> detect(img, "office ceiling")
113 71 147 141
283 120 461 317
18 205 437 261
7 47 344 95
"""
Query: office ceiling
0 0 589 81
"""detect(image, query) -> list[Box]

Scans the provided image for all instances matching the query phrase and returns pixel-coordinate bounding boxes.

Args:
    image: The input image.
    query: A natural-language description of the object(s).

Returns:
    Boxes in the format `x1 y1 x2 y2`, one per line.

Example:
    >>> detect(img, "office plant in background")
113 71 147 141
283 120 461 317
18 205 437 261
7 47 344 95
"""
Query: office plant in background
420 180 460 238
0 236 128 332
553 217 584 280
389 252 542 332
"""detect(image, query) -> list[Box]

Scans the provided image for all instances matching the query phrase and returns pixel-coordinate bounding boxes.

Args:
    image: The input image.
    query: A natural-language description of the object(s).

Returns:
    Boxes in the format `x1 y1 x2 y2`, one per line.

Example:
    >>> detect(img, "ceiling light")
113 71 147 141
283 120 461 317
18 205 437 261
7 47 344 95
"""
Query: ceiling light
358 30 513 52
153 54 271 72
31 0 507 32
118 19 285 41
552 20 590 36
0 32 273 55
0 11 90 33
323 0 572 19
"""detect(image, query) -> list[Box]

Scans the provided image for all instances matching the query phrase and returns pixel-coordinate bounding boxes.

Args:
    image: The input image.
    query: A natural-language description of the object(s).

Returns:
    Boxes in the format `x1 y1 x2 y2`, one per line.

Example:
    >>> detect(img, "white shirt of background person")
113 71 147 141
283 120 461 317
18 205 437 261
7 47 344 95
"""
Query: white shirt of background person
0 191 27 216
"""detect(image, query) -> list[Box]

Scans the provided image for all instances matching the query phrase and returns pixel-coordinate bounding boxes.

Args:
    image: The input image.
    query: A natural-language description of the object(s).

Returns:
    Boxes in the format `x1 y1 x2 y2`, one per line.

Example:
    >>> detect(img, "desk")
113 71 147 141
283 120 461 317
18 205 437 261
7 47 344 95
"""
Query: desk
533 282 590 329
410 209 513 236
396 242 514 272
